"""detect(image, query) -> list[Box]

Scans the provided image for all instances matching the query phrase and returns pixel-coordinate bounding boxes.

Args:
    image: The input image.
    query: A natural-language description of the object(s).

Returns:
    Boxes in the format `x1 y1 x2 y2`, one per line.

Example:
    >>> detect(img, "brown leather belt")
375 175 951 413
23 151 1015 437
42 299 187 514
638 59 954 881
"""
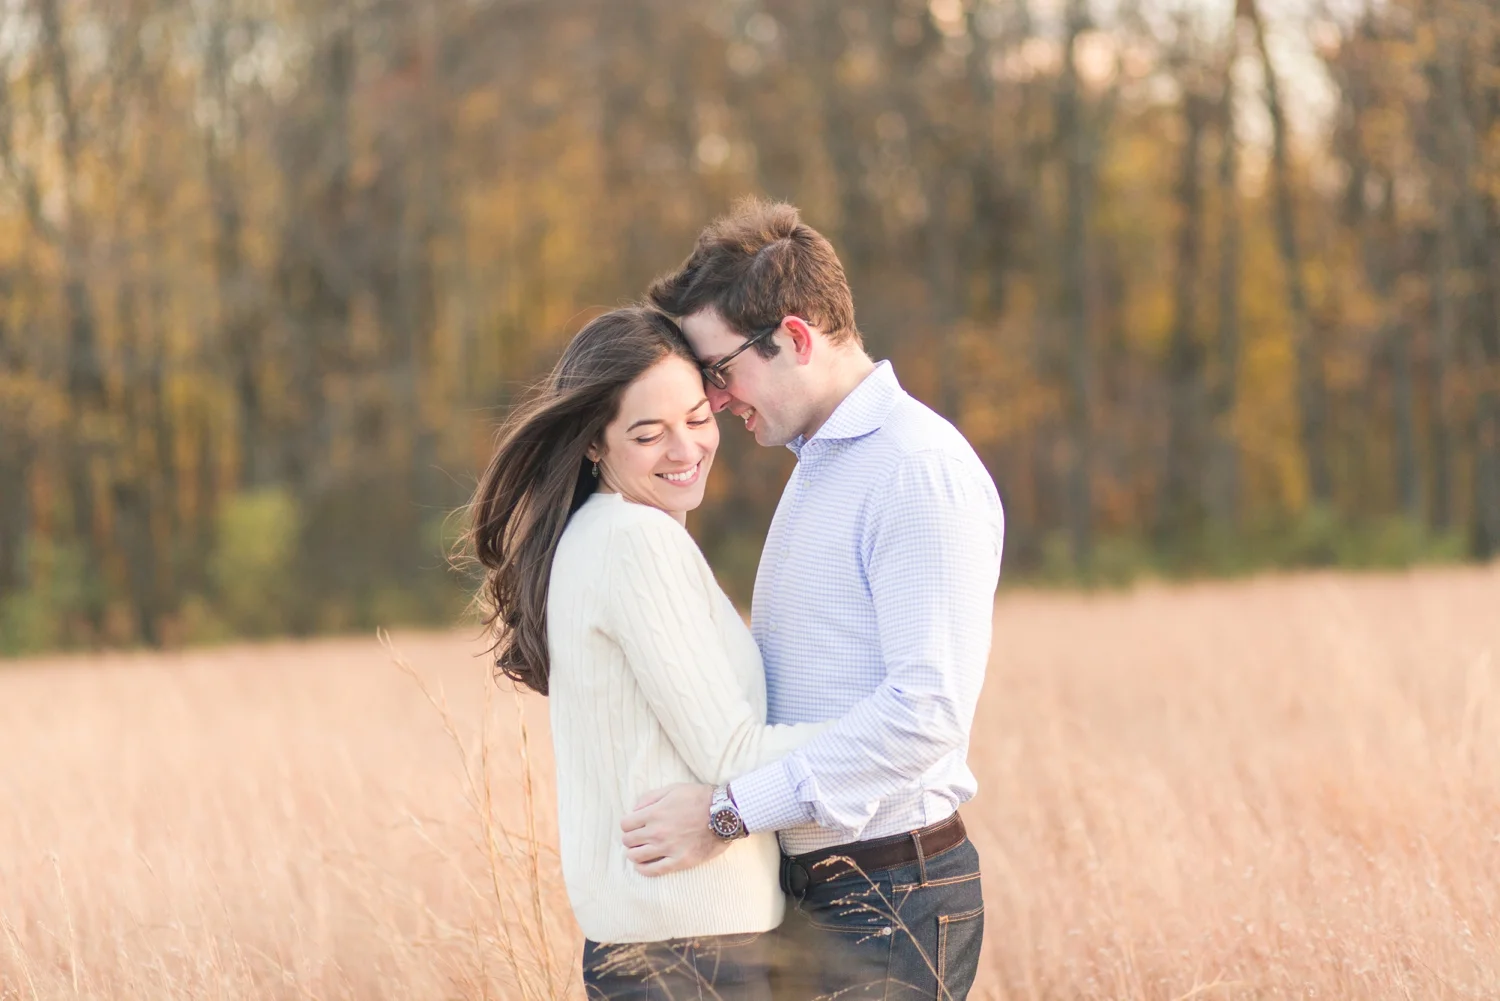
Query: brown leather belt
779 814 967 896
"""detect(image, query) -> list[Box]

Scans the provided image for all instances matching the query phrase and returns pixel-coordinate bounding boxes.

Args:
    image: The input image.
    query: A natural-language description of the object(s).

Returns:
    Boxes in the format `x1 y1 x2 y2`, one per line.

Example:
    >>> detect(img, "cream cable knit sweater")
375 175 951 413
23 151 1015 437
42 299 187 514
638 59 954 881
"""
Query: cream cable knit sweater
546 491 824 944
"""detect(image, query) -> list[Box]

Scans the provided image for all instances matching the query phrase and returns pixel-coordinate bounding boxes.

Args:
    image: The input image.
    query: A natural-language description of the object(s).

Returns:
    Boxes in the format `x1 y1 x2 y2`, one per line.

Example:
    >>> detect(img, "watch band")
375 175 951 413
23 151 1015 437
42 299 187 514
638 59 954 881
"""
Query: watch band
709 783 748 841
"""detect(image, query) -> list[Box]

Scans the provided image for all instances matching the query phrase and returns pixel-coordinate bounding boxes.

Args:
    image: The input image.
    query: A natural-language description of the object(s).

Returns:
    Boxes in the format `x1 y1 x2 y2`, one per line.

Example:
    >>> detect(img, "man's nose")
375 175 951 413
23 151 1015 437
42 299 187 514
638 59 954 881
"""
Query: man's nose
706 384 732 412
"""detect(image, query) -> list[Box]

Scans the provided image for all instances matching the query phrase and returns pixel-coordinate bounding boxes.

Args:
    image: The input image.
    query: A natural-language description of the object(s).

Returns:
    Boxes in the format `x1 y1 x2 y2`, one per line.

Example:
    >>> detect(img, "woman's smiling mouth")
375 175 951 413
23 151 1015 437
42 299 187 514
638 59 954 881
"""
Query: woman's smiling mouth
657 461 702 486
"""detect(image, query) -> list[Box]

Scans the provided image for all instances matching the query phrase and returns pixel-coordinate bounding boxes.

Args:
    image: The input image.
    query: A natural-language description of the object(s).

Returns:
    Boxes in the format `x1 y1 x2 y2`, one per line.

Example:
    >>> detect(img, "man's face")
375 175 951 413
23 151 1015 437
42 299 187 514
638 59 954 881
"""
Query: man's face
681 308 803 447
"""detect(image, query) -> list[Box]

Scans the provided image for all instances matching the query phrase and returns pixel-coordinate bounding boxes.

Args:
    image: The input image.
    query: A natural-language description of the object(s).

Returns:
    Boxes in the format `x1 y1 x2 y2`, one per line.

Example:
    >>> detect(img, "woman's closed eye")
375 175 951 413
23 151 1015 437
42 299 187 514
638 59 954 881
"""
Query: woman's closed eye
634 419 711 445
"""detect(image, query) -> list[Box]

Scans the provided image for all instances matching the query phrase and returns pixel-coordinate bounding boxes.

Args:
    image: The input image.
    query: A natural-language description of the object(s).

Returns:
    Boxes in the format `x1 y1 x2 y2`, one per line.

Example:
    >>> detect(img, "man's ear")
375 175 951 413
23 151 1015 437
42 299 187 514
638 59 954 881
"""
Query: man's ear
783 316 816 365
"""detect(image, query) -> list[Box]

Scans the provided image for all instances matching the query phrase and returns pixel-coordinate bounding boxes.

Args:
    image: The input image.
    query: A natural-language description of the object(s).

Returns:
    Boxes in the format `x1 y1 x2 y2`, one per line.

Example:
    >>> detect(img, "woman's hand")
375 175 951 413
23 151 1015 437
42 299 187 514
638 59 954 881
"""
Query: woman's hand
620 783 729 875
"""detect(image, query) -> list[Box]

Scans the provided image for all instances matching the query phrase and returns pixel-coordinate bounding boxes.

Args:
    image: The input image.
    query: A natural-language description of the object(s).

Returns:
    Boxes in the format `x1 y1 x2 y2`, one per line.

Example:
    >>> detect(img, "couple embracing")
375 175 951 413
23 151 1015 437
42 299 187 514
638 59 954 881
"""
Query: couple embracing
468 199 1004 1000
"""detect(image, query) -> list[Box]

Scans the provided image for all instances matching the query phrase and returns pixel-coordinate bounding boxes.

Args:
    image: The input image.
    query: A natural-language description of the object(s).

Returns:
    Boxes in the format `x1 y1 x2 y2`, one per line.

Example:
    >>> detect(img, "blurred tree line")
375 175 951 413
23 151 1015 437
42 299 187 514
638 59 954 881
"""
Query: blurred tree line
0 0 1496 653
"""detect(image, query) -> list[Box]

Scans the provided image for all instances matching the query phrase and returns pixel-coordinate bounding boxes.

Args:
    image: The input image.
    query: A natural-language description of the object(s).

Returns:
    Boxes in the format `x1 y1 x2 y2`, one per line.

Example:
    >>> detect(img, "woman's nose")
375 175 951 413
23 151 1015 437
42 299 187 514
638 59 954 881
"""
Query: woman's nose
664 429 697 461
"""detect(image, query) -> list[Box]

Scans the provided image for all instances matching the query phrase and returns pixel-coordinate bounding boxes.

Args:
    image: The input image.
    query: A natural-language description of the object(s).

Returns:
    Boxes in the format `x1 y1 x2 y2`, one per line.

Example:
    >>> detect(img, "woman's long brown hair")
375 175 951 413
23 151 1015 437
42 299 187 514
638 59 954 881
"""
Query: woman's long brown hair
464 307 697 695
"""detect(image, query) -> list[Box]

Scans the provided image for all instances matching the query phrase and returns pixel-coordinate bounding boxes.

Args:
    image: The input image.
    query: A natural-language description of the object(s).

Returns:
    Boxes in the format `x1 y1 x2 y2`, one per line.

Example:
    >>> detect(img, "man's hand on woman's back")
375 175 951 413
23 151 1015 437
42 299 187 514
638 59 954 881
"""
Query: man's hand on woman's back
621 783 725 875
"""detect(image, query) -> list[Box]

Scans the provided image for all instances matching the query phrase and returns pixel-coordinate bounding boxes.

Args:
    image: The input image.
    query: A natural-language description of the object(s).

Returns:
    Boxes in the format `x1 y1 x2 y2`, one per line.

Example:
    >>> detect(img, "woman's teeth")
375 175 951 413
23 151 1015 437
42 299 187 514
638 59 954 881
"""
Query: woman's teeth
742 408 756 427
660 463 699 483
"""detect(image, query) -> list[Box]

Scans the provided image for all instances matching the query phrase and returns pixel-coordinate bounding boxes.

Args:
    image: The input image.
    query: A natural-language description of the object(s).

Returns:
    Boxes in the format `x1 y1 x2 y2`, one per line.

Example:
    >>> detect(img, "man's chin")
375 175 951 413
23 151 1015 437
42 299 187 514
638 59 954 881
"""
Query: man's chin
741 414 790 447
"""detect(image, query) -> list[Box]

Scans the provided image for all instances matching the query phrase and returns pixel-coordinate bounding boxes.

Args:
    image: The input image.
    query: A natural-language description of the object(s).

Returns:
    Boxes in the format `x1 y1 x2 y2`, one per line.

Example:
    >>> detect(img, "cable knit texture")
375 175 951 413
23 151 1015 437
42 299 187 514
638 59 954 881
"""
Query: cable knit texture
547 491 823 944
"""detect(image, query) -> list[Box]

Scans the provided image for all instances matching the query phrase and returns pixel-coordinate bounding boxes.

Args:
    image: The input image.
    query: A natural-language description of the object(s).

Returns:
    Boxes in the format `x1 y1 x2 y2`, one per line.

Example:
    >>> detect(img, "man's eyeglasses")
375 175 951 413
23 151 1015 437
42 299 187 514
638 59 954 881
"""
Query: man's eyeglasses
700 321 781 391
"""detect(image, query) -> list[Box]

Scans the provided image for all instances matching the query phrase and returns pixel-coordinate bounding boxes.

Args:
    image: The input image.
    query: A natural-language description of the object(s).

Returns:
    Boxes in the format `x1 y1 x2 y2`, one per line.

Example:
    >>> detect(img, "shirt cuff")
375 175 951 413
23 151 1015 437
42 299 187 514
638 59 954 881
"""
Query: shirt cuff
729 759 815 834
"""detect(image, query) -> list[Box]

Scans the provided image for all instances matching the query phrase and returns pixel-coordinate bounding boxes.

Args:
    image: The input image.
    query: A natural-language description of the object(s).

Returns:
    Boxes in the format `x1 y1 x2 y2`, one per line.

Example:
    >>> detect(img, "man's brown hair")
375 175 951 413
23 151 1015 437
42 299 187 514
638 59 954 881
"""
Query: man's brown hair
647 198 859 358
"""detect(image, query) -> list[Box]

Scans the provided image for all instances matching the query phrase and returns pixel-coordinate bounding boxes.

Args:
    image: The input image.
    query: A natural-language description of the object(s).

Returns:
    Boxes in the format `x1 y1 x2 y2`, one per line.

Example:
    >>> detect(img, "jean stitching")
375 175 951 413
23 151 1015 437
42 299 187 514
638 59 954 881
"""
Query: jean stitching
895 882 915 911
937 906 985 996
920 872 982 888
882 925 894 1001
891 871 981 893
938 914 949 993
802 914 894 935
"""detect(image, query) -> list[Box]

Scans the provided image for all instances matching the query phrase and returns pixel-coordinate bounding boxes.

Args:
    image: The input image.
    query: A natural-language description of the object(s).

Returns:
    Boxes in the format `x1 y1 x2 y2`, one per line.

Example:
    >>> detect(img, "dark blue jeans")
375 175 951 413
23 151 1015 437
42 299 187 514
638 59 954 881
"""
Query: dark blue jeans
582 932 772 1001
769 836 985 1000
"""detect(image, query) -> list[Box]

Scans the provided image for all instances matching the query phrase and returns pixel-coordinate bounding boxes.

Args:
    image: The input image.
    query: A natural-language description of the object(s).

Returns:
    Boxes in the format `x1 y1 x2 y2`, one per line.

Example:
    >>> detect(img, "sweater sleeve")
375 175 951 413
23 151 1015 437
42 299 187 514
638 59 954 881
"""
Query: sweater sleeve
602 506 826 785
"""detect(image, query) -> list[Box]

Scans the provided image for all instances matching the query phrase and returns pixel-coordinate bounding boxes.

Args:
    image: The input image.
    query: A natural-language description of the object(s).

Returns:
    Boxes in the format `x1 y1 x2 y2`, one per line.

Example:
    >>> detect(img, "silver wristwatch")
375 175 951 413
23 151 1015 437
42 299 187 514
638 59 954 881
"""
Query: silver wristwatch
708 784 748 841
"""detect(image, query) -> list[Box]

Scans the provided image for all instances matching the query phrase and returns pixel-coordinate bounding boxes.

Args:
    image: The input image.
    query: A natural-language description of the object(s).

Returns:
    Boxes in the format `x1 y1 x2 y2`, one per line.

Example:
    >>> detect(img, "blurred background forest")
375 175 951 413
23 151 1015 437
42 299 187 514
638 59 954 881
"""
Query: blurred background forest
1 0 1497 654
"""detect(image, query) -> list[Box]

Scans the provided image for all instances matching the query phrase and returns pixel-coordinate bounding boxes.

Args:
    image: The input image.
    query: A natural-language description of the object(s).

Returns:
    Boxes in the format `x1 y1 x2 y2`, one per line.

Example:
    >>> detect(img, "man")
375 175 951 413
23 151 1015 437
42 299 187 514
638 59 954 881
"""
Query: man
622 199 1004 999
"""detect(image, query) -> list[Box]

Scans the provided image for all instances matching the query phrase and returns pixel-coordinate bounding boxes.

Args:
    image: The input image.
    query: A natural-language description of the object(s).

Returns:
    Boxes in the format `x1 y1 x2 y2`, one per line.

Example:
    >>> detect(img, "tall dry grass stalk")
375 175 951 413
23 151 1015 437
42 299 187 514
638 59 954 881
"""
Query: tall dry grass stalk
377 629 567 1001
2 565 1498 999
969 566 1500 999
0 630 579 1000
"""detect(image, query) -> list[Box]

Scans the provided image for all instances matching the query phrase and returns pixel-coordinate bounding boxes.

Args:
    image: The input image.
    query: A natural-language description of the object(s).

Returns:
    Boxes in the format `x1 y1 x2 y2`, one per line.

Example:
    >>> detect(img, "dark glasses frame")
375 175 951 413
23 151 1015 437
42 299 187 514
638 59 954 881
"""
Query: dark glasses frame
700 320 782 391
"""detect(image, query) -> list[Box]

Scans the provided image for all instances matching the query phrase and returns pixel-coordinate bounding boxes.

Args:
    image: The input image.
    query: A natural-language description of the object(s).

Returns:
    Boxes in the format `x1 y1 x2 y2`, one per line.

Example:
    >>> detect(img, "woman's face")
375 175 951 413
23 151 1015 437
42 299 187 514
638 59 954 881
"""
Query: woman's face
591 354 719 521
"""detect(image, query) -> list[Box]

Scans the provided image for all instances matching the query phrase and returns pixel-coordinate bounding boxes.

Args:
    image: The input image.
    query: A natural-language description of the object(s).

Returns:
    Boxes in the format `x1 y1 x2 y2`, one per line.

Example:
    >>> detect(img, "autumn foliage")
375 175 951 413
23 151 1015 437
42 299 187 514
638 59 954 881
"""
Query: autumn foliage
0 0 1497 652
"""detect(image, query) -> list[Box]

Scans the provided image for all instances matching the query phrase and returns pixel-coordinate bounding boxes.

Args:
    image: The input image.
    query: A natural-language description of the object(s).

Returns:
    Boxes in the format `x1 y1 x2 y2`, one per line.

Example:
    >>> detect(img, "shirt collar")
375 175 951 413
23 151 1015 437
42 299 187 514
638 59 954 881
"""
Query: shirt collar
787 360 901 457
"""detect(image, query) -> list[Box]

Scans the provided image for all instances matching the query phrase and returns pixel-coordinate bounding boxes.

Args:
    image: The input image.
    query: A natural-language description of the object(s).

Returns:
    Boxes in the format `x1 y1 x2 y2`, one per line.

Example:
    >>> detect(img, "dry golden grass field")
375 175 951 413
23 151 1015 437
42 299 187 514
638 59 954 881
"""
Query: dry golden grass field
3 566 1499 1000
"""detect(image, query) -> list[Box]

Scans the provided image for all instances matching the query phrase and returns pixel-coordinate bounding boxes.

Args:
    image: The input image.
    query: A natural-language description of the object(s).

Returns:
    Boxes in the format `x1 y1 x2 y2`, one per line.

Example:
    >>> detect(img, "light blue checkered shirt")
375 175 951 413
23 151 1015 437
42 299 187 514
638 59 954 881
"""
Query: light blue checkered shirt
729 361 1005 855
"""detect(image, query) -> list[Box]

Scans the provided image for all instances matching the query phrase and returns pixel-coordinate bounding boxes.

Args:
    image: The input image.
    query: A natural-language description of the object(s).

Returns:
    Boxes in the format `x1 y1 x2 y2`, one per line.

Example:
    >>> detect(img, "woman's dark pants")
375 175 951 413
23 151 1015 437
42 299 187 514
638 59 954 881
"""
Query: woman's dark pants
582 932 772 1001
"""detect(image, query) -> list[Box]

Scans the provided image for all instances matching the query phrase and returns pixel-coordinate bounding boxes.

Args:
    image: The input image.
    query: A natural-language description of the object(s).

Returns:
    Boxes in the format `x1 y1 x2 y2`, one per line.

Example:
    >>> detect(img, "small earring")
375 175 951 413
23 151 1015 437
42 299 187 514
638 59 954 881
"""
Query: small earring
591 461 600 479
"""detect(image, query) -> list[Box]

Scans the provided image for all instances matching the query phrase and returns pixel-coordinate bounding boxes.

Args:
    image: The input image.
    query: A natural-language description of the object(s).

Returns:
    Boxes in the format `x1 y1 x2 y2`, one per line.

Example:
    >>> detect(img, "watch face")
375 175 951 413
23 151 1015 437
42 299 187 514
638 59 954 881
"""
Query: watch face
710 808 742 839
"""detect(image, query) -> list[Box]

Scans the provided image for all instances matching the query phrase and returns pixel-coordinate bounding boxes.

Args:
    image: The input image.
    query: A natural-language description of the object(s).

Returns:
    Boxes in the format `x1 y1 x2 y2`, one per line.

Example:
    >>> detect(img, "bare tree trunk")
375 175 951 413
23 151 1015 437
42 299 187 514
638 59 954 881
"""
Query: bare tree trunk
1336 11 1422 523
203 0 269 489
810 0 886 342
1419 0 1469 536
1386 338 1421 524
1428 214 1456 531
1246 0 1332 507
109 240 165 645
99 2 172 645
1060 0 1095 572
1362 173 1420 518
0 37 35 606
0 271 28 599
1475 216 1500 557
964 2 1016 323
598 2 676 297
1476 395 1500 556
35 0 109 634
0 442 27 601
1390 324 1421 519
875 5 967 419
1159 47 1210 548
1207 25 1242 526
274 11 356 497
1429 11 1500 556
364 5 448 579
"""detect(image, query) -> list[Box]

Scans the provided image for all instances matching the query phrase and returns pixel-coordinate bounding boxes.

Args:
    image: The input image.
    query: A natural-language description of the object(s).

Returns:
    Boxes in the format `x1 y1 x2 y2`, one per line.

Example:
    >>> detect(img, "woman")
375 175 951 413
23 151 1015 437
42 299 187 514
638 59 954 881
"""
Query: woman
466 307 822 999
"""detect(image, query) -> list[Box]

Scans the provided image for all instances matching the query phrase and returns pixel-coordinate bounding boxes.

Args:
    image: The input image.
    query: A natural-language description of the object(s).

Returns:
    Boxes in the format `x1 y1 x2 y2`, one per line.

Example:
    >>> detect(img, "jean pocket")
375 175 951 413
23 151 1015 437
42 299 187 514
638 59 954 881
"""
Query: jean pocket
802 873 898 934
936 905 984 999
796 910 895 999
